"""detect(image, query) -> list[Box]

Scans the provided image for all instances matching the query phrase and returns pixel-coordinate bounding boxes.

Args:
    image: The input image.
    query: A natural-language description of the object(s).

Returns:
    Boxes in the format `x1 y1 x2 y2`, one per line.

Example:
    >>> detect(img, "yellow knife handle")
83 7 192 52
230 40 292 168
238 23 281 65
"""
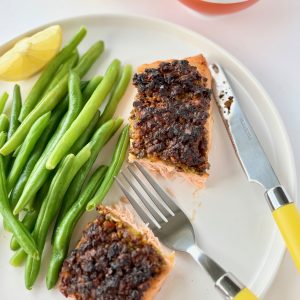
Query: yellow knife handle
266 186 300 272
233 288 259 300
273 203 300 272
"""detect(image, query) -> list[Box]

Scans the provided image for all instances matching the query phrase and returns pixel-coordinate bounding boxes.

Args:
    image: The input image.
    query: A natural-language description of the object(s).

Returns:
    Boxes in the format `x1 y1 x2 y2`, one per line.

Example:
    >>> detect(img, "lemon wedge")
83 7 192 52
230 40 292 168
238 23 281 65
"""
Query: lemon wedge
0 25 62 81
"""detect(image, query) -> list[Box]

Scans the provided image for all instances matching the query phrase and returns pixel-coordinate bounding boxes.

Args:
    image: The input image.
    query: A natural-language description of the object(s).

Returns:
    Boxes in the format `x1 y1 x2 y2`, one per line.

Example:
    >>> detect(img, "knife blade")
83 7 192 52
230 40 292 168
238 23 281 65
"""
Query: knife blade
209 64 279 190
209 63 300 273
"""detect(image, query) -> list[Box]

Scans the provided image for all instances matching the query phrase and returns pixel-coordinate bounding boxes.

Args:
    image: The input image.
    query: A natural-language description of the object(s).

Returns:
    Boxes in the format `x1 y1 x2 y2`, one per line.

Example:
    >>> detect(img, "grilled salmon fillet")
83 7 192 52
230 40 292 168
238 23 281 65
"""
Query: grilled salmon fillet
129 55 212 187
59 205 174 300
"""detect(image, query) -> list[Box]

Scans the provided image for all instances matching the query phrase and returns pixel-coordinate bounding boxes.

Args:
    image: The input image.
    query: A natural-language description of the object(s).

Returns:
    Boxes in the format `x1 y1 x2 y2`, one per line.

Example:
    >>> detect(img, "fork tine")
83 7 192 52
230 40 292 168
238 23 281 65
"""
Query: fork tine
121 171 167 223
127 165 174 218
114 176 159 230
134 162 180 213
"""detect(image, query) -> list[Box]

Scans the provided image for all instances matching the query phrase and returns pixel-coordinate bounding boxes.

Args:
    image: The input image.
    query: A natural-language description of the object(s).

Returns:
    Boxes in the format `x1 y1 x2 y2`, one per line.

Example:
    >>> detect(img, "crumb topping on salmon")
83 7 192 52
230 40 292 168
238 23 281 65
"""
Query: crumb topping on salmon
59 206 171 300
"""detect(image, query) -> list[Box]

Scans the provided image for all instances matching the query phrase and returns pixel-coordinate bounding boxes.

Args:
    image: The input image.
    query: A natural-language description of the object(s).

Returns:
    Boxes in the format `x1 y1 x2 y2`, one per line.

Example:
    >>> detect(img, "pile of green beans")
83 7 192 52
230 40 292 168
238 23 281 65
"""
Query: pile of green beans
14 68 91 214
0 133 39 259
0 40 104 156
46 59 121 170
8 81 89 210
25 145 91 289
53 118 123 235
0 26 132 291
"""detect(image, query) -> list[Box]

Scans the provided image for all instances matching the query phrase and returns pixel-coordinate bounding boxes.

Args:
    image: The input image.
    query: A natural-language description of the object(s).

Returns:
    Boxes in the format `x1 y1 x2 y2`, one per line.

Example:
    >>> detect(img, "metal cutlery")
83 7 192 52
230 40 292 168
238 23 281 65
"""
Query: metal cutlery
209 63 300 272
115 162 258 300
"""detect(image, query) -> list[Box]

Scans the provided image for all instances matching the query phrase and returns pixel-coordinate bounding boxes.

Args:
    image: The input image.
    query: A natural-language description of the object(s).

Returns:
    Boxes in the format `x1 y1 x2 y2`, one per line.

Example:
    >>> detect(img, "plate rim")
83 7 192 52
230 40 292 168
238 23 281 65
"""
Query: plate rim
0 12 297 298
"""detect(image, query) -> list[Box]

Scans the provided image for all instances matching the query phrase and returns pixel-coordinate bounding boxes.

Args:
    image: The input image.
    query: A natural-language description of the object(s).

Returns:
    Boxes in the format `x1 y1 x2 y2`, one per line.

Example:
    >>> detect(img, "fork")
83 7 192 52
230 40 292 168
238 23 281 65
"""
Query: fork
115 162 258 300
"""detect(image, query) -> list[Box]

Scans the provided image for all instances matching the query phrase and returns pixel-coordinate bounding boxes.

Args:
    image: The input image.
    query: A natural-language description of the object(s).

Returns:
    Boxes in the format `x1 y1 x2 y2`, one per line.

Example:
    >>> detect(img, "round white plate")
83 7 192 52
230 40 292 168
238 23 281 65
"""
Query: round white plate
0 14 297 300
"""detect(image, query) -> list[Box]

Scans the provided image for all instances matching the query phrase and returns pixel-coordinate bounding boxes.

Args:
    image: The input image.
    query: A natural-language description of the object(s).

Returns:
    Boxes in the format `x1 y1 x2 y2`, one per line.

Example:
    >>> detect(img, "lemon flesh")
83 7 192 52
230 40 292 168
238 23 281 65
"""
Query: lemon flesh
0 25 62 81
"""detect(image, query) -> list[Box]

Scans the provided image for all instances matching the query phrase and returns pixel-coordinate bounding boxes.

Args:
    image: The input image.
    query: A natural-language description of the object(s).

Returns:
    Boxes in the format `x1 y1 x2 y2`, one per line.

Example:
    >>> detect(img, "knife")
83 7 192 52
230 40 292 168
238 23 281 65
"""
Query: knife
209 63 300 272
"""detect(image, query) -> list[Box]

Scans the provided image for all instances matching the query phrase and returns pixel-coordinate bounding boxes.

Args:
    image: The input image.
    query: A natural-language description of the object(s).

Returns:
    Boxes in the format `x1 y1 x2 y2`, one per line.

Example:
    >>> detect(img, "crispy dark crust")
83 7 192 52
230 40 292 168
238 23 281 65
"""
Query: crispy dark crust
59 206 167 300
129 57 212 176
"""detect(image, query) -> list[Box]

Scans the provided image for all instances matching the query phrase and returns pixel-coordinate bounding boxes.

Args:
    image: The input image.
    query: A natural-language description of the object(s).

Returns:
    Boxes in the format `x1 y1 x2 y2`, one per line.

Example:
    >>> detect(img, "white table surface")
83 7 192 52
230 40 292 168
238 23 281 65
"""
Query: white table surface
0 0 299 298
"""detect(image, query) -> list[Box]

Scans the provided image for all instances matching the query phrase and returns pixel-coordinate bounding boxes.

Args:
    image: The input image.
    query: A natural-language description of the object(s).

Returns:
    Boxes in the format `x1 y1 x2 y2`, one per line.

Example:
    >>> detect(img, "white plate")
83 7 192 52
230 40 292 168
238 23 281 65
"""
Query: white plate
0 14 297 300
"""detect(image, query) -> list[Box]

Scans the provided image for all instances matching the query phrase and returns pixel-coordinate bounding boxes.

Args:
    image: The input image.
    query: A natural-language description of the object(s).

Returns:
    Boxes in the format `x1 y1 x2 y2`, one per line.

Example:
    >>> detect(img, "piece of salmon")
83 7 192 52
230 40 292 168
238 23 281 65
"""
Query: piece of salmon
59 205 174 300
129 55 212 187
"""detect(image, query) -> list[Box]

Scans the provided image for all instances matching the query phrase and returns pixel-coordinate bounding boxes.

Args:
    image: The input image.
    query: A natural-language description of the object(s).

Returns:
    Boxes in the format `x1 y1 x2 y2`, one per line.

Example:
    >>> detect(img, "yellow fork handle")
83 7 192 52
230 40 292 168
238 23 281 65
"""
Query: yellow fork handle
272 203 300 272
214 272 259 300
233 288 259 300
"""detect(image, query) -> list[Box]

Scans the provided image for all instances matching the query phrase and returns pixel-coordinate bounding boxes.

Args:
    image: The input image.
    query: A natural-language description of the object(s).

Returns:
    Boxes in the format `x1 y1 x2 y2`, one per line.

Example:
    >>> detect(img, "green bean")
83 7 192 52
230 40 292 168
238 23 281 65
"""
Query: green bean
10 248 27 267
9 81 89 211
98 65 132 126
10 201 40 252
44 51 79 95
8 112 51 191
5 84 22 164
0 132 6 152
13 70 84 215
46 59 120 170
70 110 101 155
19 27 87 121
13 175 51 242
12 145 21 157
0 41 104 156
5 84 22 173
72 41 104 78
47 80 88 120
0 92 8 114
10 178 52 251
25 145 91 289
10 166 31 209
0 132 39 259
1 123 10 231
0 114 9 132
10 210 38 251
10 236 20 252
10 212 36 251
87 125 129 211
8 85 22 139
67 71 82 111
82 75 102 100
53 118 123 233
47 165 107 289
68 79 104 155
